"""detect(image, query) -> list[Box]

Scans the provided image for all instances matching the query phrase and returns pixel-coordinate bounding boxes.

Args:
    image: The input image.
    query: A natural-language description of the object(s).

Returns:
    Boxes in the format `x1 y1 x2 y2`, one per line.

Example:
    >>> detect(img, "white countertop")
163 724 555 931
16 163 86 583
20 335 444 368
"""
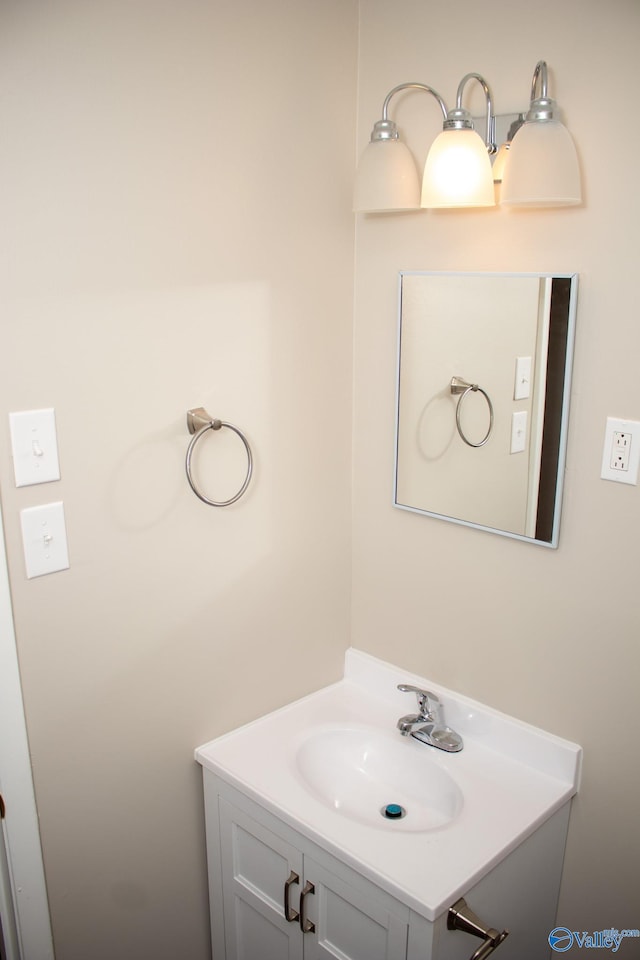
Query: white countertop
195 648 581 921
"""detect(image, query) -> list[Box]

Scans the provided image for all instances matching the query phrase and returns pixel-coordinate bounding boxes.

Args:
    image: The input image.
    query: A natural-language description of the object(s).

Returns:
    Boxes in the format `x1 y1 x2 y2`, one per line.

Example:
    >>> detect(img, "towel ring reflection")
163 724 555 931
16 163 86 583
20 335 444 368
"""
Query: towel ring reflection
185 407 253 507
450 377 494 448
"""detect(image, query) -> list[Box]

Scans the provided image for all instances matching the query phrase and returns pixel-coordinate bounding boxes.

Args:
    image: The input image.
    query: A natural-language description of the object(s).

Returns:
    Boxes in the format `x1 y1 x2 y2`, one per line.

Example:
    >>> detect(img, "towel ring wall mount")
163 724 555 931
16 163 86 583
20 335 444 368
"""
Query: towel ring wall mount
185 407 253 507
450 377 494 448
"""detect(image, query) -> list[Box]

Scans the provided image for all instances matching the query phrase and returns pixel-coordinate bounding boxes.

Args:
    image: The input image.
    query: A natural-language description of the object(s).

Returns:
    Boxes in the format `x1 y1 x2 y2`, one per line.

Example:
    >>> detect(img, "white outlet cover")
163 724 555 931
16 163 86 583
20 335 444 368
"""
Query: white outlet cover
601 417 640 485
20 502 69 578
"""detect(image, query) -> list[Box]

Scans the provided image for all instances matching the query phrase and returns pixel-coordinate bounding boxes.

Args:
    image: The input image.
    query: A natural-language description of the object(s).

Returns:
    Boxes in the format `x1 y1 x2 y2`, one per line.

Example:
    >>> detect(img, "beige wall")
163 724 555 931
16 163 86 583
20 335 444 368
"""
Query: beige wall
1 0 639 957
354 0 640 933
0 2 357 958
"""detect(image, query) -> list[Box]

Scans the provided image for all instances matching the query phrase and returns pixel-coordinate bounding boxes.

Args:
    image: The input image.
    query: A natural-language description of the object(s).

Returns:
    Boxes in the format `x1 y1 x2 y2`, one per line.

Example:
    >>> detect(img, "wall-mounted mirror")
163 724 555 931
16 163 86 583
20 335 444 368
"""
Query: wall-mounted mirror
394 272 578 547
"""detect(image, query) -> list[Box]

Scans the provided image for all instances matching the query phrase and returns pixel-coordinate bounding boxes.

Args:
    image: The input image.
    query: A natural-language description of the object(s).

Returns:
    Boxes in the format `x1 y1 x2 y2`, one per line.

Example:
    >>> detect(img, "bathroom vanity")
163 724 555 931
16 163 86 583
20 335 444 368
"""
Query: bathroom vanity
195 650 581 960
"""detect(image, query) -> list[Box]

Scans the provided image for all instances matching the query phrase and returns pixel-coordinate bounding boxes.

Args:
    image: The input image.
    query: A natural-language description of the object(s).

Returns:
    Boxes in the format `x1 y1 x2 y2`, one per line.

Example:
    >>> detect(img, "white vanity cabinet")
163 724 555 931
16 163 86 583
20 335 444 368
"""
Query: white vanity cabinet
196 650 581 960
206 775 410 960
202 771 572 960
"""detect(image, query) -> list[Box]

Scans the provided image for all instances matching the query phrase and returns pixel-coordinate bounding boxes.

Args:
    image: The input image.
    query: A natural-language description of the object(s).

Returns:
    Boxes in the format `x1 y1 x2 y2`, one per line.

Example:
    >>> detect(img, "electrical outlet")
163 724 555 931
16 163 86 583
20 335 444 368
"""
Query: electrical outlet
601 418 640 485
610 431 631 471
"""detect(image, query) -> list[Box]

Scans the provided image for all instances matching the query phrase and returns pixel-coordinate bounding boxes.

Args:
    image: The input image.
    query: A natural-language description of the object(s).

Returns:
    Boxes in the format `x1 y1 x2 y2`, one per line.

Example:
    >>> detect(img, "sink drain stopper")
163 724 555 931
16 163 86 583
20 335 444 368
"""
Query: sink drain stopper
381 803 406 820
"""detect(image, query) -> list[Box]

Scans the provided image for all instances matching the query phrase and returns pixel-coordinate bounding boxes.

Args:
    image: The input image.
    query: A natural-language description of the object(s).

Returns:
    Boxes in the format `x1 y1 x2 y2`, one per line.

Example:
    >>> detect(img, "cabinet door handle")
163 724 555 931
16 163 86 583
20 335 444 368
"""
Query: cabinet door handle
299 880 315 933
283 870 300 923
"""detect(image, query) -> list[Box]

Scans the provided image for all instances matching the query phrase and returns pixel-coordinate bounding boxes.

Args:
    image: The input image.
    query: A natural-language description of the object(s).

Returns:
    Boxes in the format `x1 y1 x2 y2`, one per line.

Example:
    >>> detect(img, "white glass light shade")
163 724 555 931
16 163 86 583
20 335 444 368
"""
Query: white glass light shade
353 139 420 212
500 120 581 207
421 128 495 208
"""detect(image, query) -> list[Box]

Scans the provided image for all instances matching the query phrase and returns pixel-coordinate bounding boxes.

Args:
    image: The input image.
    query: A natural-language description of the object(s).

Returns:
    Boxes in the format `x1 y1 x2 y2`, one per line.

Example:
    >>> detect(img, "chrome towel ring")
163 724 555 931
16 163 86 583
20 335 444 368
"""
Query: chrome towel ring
450 377 494 448
185 407 253 507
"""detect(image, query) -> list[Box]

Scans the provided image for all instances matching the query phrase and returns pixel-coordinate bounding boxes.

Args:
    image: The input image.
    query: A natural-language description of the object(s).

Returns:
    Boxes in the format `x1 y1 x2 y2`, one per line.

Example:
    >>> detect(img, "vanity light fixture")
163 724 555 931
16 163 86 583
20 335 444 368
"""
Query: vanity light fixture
500 61 581 207
352 82 448 213
353 61 581 212
421 73 496 208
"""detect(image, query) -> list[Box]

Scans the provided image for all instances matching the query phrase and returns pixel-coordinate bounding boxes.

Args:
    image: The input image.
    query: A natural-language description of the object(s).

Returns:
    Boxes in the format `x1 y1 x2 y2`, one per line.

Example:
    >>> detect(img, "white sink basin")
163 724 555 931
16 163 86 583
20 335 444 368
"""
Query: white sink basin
196 649 581 921
295 724 463 831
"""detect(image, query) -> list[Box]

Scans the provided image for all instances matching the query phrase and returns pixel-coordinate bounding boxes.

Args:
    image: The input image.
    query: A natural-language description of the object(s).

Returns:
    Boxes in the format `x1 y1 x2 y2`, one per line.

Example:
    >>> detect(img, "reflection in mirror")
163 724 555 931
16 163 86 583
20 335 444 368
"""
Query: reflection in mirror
394 272 578 547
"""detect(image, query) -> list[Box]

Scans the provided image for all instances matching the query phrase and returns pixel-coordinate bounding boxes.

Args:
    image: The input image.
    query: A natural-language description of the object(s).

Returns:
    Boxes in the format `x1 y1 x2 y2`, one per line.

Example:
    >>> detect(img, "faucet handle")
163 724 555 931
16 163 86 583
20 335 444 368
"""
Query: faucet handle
397 683 441 718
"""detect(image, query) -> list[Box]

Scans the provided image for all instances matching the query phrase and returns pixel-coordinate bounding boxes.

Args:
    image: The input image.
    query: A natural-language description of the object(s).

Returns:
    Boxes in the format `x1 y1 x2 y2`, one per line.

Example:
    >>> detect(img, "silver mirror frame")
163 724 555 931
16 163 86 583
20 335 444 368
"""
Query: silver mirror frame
393 271 579 548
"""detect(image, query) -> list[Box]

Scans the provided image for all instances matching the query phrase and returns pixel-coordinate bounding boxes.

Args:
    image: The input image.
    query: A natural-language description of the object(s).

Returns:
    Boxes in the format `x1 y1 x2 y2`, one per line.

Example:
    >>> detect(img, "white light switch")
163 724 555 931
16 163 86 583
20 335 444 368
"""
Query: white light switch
511 410 528 453
514 357 532 400
20 502 69 579
9 409 61 487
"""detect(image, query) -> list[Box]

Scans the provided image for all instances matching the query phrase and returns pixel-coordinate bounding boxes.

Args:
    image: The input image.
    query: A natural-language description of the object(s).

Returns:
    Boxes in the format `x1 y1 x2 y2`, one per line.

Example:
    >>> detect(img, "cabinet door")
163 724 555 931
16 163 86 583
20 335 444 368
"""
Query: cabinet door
219 797 304 960
303 856 408 960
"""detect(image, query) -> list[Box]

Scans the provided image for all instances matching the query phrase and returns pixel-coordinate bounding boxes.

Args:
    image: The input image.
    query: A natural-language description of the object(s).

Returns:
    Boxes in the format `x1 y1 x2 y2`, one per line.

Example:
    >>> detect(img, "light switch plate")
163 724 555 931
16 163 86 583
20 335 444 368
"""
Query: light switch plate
20 502 69 578
514 356 532 401
9 409 61 486
510 410 527 454
601 417 640 485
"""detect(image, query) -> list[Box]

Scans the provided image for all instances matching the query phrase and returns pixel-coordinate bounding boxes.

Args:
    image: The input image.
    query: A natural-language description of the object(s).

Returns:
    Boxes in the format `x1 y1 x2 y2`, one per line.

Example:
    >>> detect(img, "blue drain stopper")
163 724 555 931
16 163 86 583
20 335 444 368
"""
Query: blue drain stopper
384 803 403 819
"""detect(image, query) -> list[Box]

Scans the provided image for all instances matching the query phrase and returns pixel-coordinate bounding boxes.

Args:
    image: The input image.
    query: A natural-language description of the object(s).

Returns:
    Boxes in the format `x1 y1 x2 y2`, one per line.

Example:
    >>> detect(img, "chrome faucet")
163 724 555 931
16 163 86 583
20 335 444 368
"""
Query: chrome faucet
397 683 463 753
